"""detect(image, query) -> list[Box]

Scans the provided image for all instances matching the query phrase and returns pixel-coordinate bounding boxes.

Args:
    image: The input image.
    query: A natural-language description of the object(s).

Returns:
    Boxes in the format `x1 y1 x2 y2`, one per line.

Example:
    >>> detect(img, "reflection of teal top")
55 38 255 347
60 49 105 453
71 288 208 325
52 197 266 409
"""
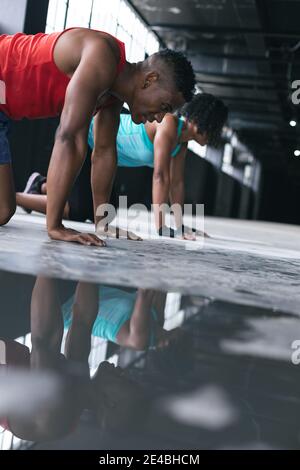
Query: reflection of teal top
62 286 157 345
88 114 184 168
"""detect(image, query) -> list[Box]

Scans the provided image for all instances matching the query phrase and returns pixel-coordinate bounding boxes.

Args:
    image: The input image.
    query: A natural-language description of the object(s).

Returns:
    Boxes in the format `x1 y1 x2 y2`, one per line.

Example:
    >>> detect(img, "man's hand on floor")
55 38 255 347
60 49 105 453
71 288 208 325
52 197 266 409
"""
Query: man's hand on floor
48 226 105 246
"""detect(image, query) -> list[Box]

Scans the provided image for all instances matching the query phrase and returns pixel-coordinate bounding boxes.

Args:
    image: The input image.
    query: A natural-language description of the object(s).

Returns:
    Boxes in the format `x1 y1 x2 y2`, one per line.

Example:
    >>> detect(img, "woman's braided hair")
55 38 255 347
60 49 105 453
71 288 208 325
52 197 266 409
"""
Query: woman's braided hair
180 93 228 147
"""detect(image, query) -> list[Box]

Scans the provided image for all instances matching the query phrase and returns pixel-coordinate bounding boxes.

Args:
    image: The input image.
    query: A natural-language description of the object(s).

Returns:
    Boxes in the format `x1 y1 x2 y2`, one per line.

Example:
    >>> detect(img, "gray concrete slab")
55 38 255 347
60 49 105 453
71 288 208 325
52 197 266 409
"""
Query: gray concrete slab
0 211 300 315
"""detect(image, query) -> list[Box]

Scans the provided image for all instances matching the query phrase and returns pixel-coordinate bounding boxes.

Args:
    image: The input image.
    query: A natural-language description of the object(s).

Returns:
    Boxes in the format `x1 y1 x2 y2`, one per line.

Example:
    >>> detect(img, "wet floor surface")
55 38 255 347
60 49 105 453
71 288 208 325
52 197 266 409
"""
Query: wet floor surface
0 212 300 449
31 298 300 450
1 211 300 314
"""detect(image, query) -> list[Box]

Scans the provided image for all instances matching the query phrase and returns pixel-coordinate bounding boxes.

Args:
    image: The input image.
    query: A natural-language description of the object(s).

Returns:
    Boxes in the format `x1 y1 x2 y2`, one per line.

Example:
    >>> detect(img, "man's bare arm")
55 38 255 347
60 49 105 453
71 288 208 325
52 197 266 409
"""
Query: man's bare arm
92 103 121 231
93 106 142 240
47 39 118 246
30 277 64 368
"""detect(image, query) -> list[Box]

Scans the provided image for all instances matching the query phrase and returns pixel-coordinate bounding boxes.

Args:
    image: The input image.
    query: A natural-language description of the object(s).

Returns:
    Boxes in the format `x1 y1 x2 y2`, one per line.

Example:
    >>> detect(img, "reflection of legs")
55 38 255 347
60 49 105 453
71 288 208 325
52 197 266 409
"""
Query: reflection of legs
16 192 70 218
30 277 64 370
41 182 47 194
0 163 16 225
65 282 99 363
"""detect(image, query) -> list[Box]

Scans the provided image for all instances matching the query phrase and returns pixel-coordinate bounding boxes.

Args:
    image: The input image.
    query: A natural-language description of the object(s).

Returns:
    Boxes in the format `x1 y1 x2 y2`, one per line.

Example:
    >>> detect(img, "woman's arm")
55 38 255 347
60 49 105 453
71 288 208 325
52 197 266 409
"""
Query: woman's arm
116 289 156 350
169 144 208 239
152 115 178 233
169 143 187 229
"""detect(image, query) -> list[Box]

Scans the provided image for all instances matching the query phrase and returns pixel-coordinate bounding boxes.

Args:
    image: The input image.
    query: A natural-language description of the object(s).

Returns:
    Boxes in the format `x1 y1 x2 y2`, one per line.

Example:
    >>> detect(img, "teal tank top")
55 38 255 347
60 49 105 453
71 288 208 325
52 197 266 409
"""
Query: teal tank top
62 286 157 346
88 114 184 168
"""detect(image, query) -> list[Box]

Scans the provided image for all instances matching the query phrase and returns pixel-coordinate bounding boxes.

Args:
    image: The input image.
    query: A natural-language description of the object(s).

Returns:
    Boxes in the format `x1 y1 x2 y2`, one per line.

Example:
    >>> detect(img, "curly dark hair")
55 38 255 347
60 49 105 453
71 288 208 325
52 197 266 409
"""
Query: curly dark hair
153 49 196 102
180 93 228 146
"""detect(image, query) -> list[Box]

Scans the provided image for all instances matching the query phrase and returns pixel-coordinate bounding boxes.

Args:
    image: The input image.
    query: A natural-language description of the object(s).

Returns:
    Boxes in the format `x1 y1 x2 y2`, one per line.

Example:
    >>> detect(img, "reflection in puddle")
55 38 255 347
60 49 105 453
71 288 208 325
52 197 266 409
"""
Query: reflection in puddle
0 271 300 450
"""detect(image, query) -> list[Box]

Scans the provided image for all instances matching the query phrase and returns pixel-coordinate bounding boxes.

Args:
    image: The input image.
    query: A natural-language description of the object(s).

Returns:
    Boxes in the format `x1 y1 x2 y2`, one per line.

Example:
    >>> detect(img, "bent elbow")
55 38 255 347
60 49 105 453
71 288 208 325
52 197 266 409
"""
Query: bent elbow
55 126 76 144
153 170 169 186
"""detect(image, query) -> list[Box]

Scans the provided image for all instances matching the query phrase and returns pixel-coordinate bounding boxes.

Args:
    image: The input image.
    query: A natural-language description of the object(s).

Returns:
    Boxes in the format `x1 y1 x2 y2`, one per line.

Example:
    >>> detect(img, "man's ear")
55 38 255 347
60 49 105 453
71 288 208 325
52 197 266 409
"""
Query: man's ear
142 71 159 89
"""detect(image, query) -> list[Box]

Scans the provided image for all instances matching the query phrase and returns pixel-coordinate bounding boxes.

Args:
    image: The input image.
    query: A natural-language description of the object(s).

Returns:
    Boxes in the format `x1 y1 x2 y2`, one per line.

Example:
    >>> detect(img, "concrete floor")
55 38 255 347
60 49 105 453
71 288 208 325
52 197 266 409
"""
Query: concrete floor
0 210 300 314
33 300 300 450
1 210 300 449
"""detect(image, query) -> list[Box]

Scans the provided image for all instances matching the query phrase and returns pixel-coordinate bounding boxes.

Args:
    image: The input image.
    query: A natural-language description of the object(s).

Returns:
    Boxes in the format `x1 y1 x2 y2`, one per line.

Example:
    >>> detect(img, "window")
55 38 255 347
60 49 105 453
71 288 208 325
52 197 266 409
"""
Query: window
65 0 94 28
45 0 68 32
46 0 160 60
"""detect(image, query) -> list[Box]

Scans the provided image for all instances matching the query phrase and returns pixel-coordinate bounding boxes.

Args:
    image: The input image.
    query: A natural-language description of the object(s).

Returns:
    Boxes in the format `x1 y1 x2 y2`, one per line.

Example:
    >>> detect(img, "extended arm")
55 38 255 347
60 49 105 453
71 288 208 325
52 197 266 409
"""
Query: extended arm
47 39 118 246
92 103 121 233
116 289 156 350
93 105 142 241
152 116 178 233
170 144 208 239
169 143 187 229
30 277 64 368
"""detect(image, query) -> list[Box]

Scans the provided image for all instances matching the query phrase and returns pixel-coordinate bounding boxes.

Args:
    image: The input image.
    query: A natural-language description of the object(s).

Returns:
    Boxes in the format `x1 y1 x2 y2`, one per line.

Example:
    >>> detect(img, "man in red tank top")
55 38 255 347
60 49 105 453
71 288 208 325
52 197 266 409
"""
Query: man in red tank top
0 27 195 246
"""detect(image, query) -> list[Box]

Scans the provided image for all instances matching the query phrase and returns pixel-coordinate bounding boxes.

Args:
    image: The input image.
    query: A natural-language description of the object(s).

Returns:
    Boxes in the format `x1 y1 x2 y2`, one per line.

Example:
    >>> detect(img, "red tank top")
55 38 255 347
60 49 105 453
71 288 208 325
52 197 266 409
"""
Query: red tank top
0 28 126 120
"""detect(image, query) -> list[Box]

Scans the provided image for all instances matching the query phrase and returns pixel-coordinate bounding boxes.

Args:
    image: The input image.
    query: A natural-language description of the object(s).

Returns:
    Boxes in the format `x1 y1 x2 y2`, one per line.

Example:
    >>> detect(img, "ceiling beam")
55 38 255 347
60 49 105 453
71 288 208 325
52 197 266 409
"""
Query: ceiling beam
219 96 278 104
190 52 300 64
195 70 290 81
200 81 283 91
151 24 300 39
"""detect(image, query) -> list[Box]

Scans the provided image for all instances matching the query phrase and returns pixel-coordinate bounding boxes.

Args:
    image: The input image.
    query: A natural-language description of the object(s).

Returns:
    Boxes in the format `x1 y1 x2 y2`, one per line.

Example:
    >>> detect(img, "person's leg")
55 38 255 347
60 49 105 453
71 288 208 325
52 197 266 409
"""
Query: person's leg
0 163 16 226
16 193 47 215
41 182 47 194
16 192 70 218
0 112 16 225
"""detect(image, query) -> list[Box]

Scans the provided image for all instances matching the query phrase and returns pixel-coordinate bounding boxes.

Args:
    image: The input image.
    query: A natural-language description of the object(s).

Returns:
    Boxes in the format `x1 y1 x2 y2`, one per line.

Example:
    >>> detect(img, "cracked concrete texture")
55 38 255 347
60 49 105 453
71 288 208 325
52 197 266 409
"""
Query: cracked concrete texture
0 210 300 315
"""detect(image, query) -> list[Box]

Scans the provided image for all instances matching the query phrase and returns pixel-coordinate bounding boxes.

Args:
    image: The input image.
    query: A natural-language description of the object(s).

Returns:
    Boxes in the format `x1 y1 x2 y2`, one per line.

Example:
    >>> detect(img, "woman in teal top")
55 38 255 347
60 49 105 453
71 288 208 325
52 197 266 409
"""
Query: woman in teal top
88 113 185 168
63 284 179 350
16 93 228 237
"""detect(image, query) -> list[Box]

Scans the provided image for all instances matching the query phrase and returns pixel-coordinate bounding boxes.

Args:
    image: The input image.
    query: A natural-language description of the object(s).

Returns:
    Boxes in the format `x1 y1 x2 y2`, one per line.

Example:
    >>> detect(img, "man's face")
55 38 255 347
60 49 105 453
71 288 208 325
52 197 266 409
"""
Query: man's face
130 74 185 124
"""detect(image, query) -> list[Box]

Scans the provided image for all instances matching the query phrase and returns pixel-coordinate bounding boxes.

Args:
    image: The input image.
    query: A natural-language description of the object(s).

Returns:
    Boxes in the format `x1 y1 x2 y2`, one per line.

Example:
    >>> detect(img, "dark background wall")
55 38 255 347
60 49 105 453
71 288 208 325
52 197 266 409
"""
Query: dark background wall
1 0 290 225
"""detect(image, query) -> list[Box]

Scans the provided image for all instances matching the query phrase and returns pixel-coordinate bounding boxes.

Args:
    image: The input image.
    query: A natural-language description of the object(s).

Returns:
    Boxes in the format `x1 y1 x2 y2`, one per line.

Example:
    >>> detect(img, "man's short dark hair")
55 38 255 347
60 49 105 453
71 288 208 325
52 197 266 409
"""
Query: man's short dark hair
153 49 196 102
180 93 228 146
